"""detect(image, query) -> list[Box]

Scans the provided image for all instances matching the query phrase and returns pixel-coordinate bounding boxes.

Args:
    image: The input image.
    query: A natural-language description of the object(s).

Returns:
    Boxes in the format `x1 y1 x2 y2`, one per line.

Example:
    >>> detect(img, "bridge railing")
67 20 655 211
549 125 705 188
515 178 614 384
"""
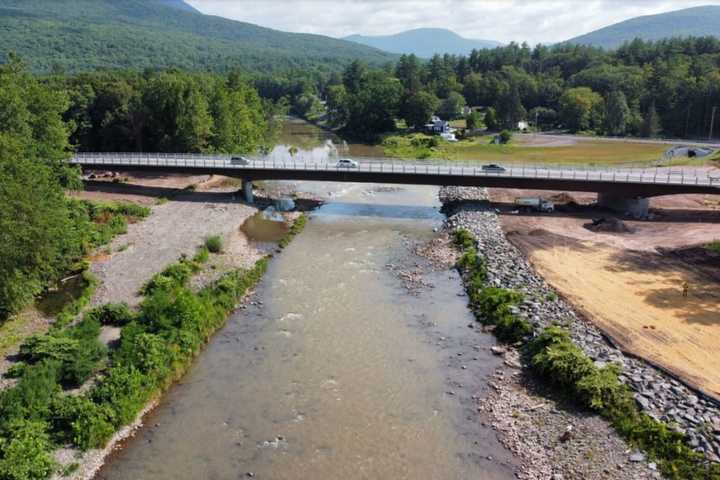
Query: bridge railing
70 153 718 188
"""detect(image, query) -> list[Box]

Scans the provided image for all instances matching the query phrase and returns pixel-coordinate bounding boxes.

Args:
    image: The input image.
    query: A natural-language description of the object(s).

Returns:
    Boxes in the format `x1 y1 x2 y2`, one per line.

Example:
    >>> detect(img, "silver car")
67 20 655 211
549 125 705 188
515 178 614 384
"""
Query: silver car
336 158 359 169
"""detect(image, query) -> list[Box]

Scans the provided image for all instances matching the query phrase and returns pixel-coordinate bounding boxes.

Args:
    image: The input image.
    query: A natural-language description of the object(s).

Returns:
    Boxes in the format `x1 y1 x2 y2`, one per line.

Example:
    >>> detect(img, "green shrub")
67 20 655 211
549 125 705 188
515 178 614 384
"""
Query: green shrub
499 130 513 144
49 395 114 450
141 259 199 295
453 229 476 250
4 363 26 379
0 361 61 428
473 287 523 324
495 315 533 343
0 420 56 480
205 235 223 253
91 365 149 428
86 303 135 327
193 246 210 264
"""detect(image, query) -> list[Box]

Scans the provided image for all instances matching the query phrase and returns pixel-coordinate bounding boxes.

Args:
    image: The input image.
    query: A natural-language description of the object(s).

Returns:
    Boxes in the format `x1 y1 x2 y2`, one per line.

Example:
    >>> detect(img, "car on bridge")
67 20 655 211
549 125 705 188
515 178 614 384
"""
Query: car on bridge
230 156 250 165
336 158 359 169
481 164 506 173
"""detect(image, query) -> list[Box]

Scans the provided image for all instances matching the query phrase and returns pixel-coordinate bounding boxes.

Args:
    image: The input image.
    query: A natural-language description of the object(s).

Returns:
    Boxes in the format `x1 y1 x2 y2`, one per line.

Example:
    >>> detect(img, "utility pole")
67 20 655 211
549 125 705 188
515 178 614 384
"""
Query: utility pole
710 106 718 141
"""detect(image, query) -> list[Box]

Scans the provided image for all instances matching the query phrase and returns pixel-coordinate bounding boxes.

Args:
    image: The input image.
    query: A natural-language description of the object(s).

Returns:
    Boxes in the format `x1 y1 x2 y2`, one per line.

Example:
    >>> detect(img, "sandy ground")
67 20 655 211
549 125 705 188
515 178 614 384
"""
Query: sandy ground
491 188 720 399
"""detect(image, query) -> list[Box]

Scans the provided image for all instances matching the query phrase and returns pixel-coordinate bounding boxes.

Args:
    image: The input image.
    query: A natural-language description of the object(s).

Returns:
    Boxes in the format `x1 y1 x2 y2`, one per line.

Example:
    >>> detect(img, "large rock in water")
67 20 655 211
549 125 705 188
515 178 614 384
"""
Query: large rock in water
274 198 296 212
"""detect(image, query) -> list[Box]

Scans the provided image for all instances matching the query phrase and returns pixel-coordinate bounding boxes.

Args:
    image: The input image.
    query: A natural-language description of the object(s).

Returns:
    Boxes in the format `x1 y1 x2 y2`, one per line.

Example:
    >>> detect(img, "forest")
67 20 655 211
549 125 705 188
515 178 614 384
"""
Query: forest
260 37 720 140
0 57 274 323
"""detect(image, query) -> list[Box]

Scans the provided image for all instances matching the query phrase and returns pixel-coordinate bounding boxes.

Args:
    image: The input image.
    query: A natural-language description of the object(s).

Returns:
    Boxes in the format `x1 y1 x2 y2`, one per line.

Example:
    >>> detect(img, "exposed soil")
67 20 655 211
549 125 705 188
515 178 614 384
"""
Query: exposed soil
491 188 720 400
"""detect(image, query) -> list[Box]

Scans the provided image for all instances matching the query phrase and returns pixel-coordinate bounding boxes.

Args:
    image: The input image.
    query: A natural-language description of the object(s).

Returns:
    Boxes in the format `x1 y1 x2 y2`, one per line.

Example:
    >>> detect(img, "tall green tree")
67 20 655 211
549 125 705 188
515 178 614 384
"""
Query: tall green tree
401 91 439 129
604 90 631 136
559 87 604 132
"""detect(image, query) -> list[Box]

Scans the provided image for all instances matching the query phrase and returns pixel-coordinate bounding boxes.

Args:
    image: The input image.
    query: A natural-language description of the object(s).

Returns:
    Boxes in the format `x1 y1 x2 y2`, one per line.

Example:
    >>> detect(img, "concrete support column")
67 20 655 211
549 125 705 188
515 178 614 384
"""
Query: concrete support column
597 193 649 219
242 179 254 204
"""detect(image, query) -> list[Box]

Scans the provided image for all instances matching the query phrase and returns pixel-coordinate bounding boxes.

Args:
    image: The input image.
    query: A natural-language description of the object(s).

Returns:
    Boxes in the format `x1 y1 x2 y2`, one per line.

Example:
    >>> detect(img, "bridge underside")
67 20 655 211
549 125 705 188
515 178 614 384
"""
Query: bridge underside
81 164 718 198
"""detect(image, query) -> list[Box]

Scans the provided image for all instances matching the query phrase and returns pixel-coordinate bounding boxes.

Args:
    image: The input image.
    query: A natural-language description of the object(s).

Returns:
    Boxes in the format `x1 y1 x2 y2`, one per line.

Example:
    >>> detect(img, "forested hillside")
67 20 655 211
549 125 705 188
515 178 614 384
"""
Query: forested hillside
565 6 720 49
267 38 720 141
0 0 395 73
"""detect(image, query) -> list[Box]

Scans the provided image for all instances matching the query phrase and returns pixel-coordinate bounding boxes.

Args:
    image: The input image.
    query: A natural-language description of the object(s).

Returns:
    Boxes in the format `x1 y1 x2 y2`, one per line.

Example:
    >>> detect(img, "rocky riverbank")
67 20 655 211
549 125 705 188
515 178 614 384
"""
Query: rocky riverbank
439 186 720 473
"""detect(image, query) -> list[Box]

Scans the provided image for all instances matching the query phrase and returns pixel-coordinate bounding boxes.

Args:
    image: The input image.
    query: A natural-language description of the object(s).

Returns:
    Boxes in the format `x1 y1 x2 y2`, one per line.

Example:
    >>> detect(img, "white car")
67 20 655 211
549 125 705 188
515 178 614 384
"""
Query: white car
335 158 359 169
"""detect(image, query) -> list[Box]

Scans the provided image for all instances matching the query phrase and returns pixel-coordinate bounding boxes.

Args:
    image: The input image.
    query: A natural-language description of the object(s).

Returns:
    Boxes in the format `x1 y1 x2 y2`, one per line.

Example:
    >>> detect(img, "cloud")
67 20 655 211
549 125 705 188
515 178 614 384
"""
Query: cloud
186 0 720 44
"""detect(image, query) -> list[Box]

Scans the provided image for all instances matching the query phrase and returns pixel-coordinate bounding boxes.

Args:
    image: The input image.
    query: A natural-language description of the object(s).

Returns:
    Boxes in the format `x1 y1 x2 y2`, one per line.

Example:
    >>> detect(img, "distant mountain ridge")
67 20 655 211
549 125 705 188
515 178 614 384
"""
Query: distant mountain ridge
345 28 502 58
0 0 395 73
156 0 199 13
565 5 720 49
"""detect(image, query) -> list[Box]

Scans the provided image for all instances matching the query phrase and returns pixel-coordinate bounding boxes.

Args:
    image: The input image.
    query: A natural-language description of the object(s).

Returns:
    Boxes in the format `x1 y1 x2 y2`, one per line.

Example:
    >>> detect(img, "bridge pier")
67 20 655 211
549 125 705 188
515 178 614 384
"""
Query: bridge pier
242 179 254 204
597 193 649 219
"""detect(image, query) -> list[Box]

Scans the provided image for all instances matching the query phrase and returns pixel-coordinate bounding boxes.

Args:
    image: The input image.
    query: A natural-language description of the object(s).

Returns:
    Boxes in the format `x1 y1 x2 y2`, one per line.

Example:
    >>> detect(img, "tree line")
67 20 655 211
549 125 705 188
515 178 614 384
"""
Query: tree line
0 58 274 321
257 37 720 140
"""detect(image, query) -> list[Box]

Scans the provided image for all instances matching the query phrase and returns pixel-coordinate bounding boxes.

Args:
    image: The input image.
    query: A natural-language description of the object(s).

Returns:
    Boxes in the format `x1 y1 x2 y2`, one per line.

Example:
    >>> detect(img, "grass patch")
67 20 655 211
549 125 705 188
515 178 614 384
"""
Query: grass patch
382 133 669 166
279 214 308 249
453 227 720 479
204 235 223 254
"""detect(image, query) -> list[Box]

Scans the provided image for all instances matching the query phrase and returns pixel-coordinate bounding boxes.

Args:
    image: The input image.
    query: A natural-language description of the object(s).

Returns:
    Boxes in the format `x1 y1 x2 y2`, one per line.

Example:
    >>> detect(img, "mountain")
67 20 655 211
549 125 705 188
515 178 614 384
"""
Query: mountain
565 6 720 49
345 28 502 58
0 0 395 73
156 0 199 13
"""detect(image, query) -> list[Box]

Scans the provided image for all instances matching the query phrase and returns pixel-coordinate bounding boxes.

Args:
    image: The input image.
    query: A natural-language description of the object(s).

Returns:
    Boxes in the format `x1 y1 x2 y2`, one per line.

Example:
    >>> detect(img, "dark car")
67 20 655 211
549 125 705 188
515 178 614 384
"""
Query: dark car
230 156 250 165
481 164 506 173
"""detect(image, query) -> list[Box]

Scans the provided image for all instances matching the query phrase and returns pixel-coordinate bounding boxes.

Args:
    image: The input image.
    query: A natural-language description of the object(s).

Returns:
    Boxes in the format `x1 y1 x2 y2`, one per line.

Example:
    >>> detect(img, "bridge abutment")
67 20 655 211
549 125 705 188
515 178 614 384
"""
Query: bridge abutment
597 193 649 219
242 179 254 204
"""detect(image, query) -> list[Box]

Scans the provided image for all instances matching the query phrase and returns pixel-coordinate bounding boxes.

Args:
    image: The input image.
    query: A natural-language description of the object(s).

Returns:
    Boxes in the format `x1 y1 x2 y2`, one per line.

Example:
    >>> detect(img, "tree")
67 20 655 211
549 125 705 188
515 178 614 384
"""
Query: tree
559 87 604 132
395 54 423 94
496 87 526 129
438 92 466 120
400 91 439 129
466 111 483 131
343 71 402 138
640 101 662 138
342 60 367 95
604 91 631 136
484 107 500 131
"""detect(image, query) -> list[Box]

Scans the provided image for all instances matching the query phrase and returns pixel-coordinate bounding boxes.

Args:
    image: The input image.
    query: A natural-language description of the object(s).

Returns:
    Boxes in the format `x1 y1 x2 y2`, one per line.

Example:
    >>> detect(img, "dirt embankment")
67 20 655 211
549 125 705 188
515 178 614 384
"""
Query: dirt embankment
493 189 720 400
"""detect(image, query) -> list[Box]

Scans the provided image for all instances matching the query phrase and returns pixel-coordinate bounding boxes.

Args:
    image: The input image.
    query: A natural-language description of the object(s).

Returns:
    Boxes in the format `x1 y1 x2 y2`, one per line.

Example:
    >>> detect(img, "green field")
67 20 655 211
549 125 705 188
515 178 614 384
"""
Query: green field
382 134 673 166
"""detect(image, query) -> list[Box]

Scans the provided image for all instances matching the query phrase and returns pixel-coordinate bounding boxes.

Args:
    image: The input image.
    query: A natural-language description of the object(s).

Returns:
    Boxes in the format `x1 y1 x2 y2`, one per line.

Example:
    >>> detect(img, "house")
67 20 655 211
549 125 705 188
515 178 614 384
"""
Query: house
517 121 529 131
461 106 472 116
425 116 453 134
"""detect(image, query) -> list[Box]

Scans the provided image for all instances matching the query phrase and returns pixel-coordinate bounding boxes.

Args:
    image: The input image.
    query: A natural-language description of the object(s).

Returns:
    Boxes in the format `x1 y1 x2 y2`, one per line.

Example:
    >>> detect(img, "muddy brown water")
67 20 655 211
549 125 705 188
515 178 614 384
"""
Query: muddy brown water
241 212 290 243
96 120 516 479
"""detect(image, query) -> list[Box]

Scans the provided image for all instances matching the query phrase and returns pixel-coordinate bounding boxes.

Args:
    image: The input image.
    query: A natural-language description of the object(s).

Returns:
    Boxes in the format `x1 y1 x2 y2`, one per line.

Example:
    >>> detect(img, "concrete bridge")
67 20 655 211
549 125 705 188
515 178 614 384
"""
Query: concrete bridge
70 153 720 215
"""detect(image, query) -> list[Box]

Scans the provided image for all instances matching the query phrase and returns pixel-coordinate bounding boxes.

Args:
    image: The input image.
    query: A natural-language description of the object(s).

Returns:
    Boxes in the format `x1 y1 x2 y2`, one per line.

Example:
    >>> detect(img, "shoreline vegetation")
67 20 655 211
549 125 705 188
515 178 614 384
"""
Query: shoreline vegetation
0 214 308 480
451 227 720 479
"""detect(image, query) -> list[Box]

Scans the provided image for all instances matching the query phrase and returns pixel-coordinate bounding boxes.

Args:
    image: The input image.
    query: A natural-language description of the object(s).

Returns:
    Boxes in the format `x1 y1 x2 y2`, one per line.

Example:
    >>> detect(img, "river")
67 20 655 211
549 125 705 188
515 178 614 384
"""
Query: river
96 120 517 480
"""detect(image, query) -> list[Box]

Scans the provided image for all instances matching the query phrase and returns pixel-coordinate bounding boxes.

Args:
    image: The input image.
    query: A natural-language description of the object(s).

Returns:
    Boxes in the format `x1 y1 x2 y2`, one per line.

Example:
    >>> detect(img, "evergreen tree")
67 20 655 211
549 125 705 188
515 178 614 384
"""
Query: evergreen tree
604 90 631 136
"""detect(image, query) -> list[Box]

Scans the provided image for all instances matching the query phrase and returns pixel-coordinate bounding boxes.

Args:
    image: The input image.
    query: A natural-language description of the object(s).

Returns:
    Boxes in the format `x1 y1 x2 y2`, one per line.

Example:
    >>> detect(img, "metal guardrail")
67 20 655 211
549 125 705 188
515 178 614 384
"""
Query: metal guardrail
70 153 719 188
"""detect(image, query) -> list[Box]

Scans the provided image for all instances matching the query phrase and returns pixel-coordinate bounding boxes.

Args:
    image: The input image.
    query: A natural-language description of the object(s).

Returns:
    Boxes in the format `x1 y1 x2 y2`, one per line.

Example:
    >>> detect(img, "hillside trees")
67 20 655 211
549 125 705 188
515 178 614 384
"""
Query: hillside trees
59 72 270 153
559 87 605 132
0 60 87 320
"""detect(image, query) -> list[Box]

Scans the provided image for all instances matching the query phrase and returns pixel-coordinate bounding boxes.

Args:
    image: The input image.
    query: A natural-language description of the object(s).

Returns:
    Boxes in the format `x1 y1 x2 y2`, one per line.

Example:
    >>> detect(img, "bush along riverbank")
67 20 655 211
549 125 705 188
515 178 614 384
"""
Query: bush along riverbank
0 213 309 480
443 188 720 480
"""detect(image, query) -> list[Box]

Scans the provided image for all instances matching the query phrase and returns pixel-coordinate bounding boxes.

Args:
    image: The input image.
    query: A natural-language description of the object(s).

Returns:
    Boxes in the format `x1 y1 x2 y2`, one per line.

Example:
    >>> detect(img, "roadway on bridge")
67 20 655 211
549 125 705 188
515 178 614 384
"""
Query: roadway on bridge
70 153 720 196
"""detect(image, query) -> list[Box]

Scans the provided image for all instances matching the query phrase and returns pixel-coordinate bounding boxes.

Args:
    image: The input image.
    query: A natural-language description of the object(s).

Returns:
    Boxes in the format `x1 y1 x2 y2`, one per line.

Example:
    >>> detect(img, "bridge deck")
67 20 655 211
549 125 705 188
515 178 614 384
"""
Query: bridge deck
70 154 720 197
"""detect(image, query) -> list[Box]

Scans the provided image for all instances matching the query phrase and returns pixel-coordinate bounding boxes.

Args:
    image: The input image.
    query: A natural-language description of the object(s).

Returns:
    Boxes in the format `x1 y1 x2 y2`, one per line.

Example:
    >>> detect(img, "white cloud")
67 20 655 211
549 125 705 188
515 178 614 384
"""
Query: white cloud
186 0 720 44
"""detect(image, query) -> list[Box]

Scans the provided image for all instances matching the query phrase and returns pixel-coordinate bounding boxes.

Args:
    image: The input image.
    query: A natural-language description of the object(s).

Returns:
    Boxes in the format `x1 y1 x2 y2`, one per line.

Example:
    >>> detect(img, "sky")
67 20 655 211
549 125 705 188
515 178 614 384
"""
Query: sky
185 0 720 44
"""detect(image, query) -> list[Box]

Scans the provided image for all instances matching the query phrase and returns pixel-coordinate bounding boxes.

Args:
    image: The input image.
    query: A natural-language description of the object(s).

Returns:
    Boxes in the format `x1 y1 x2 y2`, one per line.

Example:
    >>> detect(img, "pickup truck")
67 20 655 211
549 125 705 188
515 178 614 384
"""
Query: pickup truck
515 197 555 213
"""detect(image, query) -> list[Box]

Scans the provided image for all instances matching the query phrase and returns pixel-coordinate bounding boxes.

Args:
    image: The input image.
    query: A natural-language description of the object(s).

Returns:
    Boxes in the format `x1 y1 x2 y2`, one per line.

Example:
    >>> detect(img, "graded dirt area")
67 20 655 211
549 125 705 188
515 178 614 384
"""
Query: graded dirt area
493 189 720 400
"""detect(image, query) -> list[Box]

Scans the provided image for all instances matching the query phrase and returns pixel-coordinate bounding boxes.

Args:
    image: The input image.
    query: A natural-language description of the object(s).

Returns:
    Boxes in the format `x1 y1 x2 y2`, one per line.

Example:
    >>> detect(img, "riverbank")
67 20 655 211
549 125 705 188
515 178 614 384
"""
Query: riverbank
438 186 720 477
49 210 309 480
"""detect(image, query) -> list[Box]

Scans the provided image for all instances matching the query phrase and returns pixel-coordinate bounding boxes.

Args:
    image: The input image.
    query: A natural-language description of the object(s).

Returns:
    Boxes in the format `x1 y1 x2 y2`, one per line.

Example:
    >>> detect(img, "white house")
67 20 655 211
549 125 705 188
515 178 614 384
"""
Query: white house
425 116 453 134
517 121 529 131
